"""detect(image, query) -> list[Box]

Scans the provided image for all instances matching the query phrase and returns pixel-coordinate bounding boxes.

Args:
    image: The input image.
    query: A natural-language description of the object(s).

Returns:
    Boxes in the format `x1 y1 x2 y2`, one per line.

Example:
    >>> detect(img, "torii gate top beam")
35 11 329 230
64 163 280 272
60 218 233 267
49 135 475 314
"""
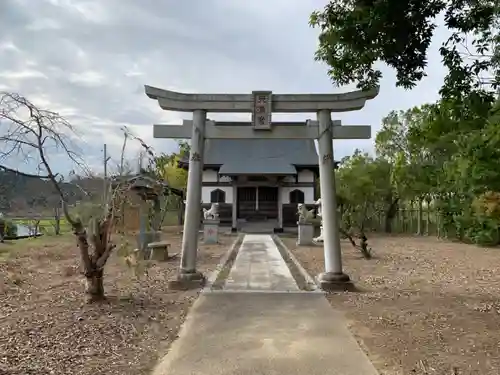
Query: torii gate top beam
144 85 379 113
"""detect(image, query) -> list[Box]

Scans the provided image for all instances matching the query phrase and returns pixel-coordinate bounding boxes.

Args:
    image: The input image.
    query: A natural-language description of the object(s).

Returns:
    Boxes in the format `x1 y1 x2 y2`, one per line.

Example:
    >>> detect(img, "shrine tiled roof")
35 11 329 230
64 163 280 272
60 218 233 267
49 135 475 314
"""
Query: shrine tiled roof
218 158 298 175
178 138 320 174
204 139 318 166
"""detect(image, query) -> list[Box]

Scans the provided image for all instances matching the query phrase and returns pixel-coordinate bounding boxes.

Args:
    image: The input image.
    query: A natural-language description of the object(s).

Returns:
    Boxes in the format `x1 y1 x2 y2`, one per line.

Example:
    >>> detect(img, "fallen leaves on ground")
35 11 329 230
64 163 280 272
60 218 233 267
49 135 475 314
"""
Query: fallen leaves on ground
283 235 500 375
0 231 230 375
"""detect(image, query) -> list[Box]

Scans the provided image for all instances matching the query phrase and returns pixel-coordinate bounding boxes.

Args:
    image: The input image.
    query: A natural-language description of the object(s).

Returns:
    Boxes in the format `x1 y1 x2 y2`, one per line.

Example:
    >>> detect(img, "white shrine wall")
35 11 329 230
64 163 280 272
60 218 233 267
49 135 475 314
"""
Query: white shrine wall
202 169 218 182
202 169 231 203
201 186 233 204
201 169 315 204
297 169 315 183
281 169 315 204
202 185 315 205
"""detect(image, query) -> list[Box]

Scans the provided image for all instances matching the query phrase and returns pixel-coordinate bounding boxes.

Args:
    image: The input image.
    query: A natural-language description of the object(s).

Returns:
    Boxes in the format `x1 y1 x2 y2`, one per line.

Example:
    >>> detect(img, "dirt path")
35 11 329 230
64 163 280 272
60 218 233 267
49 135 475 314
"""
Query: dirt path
0 231 232 375
283 235 500 375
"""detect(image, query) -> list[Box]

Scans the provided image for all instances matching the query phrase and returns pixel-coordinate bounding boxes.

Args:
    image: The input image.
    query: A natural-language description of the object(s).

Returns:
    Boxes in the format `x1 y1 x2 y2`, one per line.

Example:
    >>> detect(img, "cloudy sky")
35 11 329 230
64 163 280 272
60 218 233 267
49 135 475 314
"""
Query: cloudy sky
0 0 450 176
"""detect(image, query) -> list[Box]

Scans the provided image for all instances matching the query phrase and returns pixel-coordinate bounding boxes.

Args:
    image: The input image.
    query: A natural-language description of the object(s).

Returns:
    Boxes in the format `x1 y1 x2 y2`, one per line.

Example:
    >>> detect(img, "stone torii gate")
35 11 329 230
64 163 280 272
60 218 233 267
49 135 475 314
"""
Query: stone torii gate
145 86 378 290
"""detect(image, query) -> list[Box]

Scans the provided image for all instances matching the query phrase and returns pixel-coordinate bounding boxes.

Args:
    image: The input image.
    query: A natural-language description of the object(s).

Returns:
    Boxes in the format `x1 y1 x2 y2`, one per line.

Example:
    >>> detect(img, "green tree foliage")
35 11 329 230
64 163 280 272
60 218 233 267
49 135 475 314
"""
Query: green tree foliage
312 0 500 246
147 141 190 225
0 217 17 240
338 98 500 246
310 0 500 97
337 151 391 231
152 141 189 192
421 97 500 244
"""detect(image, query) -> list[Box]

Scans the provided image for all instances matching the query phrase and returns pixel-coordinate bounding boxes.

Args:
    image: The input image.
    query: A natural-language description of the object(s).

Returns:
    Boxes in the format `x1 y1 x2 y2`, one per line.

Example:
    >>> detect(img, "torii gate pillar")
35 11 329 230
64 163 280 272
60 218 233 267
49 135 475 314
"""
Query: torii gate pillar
178 109 206 285
145 86 378 291
316 109 350 287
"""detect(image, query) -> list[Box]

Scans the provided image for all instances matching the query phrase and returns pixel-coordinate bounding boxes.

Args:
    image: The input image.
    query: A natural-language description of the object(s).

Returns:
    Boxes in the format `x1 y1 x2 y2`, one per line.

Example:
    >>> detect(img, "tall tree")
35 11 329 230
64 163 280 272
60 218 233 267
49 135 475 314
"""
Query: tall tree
149 142 190 225
152 141 189 191
376 107 444 233
337 150 392 239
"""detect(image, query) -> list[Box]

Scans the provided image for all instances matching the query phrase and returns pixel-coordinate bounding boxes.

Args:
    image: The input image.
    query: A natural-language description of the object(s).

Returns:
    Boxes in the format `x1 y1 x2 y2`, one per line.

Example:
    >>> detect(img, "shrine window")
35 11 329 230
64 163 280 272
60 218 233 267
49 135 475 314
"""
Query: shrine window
210 189 226 203
289 189 304 204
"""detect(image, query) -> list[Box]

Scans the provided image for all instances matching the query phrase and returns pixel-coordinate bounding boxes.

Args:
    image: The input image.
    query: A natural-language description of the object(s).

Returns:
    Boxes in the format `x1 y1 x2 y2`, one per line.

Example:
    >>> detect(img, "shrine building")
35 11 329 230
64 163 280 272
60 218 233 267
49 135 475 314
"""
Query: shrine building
178 126 320 232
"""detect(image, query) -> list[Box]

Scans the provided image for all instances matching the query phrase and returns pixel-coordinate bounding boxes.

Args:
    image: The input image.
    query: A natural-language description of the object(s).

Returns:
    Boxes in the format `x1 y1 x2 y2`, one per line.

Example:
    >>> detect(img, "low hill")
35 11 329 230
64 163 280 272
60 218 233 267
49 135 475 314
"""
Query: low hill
0 171 104 215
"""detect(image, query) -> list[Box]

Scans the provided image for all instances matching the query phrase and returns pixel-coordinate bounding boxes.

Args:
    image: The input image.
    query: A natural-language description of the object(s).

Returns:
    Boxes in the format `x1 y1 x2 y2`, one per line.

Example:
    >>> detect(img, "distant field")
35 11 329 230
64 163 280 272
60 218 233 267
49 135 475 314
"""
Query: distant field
11 217 72 235
10 210 181 235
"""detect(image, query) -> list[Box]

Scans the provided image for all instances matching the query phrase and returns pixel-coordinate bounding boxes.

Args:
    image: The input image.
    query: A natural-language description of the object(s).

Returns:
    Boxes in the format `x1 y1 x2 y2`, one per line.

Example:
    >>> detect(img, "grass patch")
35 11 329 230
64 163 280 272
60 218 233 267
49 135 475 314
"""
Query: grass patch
12 218 72 236
11 211 182 236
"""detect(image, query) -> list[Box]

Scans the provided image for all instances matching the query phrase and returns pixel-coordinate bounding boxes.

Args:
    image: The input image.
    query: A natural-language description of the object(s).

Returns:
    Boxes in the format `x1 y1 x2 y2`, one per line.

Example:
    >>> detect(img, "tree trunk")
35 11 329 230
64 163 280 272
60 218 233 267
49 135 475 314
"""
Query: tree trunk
0 220 5 242
417 198 423 236
85 270 105 302
409 201 414 233
33 220 40 235
384 198 399 233
52 204 62 235
54 208 61 235
178 200 185 225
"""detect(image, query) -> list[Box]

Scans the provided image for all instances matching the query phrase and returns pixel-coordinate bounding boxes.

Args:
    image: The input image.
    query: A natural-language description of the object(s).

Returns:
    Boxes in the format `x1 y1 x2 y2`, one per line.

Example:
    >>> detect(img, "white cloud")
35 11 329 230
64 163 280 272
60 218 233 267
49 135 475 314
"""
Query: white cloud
68 70 106 87
26 18 62 31
0 0 450 175
0 40 20 52
0 69 47 80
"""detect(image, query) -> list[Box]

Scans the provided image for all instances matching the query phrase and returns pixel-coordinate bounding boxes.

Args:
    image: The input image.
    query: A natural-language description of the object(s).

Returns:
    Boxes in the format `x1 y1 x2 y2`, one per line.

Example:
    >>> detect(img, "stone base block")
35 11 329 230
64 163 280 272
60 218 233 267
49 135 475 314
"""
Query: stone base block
297 223 314 246
317 271 354 292
203 219 220 244
168 270 206 290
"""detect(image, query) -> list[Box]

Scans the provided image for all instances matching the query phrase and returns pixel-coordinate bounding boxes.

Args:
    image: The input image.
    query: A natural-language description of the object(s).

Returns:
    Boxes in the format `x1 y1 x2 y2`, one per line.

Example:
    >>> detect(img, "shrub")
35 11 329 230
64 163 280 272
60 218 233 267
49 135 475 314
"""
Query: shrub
0 219 18 238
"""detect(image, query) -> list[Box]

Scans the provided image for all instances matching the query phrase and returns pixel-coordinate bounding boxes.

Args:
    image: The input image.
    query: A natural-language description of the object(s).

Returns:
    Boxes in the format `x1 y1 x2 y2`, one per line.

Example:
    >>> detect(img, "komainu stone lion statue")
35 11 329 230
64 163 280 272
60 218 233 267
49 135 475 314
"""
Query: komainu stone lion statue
203 203 220 220
313 198 324 243
297 203 314 224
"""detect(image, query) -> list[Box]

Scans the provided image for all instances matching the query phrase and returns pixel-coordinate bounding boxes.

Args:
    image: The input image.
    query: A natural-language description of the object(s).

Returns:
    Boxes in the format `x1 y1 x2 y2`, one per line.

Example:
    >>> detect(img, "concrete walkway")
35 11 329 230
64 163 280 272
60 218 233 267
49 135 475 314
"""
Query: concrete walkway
224 234 299 291
152 235 379 375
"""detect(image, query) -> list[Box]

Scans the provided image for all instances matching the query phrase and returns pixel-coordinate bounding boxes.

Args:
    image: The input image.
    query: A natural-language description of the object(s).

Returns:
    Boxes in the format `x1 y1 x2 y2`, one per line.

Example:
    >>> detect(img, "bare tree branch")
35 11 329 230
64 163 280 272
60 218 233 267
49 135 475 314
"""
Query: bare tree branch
0 92 86 193
0 92 166 302
0 92 112 302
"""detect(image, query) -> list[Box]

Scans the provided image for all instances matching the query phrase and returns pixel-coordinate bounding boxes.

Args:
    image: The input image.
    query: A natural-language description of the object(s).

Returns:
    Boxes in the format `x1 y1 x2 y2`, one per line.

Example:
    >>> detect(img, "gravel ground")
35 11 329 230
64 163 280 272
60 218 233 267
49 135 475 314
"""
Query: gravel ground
0 229 231 375
282 235 500 375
